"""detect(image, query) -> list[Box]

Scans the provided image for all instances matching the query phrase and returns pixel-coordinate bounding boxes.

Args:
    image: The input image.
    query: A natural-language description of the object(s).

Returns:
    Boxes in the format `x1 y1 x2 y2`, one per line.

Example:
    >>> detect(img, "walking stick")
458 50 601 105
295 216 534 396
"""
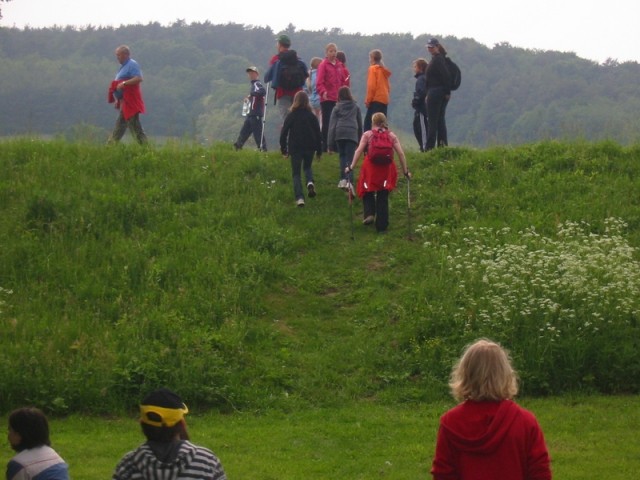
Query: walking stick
406 175 413 240
347 178 355 241
259 82 269 152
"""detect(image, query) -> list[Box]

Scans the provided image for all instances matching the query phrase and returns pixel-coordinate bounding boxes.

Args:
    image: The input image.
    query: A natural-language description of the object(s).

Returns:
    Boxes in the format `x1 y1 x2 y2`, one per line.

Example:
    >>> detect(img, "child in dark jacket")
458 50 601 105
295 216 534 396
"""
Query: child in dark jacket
411 58 428 152
328 86 362 193
234 66 267 151
280 91 322 207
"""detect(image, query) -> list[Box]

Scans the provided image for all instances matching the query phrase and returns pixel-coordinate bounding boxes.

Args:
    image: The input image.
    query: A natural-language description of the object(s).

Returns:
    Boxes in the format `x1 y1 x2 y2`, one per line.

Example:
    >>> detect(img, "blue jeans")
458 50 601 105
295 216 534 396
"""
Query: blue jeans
337 139 357 183
290 150 315 200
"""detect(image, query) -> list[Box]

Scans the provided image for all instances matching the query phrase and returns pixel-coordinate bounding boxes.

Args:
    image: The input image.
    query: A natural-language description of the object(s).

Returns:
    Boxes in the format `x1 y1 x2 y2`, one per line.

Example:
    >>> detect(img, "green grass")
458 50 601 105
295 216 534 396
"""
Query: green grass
1 138 639 477
1 396 638 479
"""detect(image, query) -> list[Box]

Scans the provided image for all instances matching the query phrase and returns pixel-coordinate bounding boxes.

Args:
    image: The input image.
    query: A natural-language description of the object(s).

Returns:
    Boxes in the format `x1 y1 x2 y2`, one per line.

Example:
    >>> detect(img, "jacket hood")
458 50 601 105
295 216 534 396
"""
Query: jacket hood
440 400 521 455
333 100 359 118
373 64 392 78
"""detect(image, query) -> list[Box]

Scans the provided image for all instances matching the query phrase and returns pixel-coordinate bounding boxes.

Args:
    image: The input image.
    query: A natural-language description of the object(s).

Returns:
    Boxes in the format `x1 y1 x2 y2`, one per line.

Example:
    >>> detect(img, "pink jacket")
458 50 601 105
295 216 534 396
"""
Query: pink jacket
316 58 346 103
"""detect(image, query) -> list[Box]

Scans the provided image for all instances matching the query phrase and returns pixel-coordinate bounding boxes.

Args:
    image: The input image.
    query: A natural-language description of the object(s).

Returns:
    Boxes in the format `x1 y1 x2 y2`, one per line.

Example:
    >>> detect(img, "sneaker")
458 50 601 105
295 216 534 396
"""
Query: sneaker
233 143 242 151
296 198 305 207
363 215 375 225
337 179 347 190
307 182 316 198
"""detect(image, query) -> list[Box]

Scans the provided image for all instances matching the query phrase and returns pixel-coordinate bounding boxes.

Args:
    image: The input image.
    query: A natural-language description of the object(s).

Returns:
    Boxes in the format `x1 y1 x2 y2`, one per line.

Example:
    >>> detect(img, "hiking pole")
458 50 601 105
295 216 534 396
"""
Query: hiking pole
259 82 269 152
347 178 355 241
406 175 413 240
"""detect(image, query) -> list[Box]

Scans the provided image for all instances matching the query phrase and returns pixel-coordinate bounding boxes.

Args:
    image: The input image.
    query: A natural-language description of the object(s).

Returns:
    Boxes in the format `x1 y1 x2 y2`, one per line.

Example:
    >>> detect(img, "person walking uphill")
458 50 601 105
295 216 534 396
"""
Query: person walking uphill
280 91 322 207
316 43 347 151
107 45 147 144
431 339 552 480
328 86 362 192
346 112 410 233
363 49 391 132
424 38 451 150
233 66 267 151
113 387 227 480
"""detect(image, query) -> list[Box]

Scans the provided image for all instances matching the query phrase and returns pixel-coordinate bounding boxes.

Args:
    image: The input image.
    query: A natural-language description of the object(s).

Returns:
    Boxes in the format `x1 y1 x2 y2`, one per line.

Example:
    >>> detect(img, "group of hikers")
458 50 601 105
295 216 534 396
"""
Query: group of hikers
106 34 455 233
6 339 552 479
230 34 453 231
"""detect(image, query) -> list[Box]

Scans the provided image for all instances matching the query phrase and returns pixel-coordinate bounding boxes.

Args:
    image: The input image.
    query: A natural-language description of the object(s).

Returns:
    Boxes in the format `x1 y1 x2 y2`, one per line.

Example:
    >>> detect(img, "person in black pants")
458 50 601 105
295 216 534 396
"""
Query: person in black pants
233 66 267 151
411 58 428 152
424 38 451 150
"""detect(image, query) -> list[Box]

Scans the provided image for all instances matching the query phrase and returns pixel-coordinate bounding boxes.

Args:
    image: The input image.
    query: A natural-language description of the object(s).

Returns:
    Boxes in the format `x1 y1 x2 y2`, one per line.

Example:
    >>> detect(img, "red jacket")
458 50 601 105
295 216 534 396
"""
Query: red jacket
431 400 552 480
108 80 145 120
316 58 346 102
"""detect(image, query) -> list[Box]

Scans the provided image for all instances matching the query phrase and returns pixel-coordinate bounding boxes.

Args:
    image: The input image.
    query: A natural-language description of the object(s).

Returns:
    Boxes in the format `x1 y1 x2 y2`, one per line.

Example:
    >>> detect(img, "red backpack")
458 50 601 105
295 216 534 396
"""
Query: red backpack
368 128 394 165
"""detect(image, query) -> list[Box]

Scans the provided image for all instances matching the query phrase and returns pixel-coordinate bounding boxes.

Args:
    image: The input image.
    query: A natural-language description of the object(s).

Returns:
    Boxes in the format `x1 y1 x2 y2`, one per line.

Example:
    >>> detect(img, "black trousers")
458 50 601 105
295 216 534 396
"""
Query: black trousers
235 115 266 150
363 189 390 232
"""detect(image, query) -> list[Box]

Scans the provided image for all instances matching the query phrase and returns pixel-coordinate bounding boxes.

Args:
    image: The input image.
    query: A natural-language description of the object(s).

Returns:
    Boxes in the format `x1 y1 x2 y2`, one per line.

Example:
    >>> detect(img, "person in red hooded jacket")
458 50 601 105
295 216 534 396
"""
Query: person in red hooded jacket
431 339 552 480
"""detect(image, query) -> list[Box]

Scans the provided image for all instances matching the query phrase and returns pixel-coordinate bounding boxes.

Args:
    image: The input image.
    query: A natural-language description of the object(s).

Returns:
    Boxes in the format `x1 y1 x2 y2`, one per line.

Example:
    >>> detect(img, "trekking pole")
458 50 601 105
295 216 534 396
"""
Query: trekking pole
406 175 413 240
347 178 355 241
259 82 269 152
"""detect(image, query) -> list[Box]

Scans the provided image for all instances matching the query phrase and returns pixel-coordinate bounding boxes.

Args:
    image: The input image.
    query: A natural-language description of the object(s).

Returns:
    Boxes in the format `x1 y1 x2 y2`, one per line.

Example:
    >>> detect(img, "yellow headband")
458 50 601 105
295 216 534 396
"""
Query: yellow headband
140 404 188 427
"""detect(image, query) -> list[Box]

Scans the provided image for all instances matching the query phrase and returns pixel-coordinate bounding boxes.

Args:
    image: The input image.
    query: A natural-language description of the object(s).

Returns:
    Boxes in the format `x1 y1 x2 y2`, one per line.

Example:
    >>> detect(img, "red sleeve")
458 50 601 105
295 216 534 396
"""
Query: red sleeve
431 423 459 479
526 417 552 480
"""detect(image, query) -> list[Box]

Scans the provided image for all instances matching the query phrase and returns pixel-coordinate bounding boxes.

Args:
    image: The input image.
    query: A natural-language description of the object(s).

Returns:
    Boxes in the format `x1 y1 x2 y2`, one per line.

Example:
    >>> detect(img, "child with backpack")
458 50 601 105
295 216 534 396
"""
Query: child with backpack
280 91 323 207
345 112 411 232
328 86 362 193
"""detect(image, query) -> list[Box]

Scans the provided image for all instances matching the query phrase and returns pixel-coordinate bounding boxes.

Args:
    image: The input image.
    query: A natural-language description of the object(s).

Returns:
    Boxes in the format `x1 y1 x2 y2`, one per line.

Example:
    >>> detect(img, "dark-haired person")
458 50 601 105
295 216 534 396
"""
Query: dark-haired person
431 339 552 480
411 58 428 152
112 388 227 480
328 86 362 193
280 91 322 207
424 38 451 150
107 45 147 144
7 407 69 480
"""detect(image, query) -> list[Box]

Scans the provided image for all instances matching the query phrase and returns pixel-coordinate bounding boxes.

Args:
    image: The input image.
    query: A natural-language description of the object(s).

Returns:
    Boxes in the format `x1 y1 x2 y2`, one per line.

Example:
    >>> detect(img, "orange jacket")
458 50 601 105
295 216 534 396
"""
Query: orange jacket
365 64 392 105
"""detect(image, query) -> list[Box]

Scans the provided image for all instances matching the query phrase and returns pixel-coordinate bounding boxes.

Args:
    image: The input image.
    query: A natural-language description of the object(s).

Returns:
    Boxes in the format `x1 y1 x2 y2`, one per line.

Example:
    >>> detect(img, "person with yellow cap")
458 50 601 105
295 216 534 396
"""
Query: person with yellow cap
112 388 227 479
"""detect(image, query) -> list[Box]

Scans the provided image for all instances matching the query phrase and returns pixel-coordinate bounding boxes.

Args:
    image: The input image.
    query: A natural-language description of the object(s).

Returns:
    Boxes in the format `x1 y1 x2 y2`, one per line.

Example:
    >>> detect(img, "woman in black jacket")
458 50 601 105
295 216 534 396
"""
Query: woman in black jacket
280 91 323 207
425 38 451 150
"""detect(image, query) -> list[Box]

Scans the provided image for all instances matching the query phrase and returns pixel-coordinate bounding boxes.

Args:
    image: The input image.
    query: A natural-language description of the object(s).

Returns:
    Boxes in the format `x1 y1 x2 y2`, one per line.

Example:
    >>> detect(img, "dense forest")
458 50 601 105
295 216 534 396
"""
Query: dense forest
1 21 639 148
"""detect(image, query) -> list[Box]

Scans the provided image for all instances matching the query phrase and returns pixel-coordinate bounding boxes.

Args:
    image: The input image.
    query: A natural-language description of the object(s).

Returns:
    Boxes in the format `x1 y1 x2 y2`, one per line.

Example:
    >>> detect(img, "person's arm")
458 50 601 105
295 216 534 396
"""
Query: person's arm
346 131 370 173
117 75 142 90
316 61 327 99
392 134 411 177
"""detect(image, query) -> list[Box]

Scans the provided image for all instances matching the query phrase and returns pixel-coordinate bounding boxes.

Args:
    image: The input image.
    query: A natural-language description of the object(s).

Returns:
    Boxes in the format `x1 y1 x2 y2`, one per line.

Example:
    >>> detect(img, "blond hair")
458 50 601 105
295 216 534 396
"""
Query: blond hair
449 339 518 402
371 112 388 129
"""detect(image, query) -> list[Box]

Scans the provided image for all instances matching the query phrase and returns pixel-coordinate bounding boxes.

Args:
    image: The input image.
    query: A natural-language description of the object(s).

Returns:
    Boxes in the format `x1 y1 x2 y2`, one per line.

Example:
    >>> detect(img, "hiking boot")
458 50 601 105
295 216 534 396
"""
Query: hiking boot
307 182 316 198
337 179 347 190
363 215 375 225
233 143 242 151
296 198 305 207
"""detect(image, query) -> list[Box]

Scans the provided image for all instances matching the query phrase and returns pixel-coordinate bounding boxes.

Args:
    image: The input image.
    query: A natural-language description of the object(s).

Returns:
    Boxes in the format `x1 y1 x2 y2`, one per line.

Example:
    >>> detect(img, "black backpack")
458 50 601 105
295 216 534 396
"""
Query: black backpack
277 50 307 90
445 57 461 91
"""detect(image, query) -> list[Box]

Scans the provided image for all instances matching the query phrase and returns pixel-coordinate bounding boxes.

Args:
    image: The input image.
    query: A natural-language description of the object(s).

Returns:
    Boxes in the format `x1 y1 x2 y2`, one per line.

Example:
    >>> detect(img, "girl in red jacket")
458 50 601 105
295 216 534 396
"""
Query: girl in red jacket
317 43 347 151
431 339 552 480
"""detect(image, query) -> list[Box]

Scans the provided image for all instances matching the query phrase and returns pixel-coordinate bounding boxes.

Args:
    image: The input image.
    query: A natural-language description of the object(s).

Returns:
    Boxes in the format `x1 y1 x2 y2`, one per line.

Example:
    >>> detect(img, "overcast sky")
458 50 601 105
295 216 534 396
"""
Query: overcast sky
3 0 639 64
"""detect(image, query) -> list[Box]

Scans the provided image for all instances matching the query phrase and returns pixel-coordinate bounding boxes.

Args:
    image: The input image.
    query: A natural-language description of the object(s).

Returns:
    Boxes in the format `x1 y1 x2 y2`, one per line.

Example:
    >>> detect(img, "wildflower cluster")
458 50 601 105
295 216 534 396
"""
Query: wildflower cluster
443 218 639 342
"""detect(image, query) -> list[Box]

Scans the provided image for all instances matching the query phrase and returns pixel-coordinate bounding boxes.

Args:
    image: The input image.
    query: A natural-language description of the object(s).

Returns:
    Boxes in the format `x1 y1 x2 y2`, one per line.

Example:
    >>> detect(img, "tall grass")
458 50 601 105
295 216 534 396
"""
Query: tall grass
0 138 639 414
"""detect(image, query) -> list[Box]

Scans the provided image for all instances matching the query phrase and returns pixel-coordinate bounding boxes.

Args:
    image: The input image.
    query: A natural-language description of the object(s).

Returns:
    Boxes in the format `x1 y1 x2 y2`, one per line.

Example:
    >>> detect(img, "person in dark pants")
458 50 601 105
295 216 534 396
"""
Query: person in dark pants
346 112 411 232
233 66 267 151
363 49 392 132
280 91 322 207
107 45 147 144
424 38 451 150
411 58 428 152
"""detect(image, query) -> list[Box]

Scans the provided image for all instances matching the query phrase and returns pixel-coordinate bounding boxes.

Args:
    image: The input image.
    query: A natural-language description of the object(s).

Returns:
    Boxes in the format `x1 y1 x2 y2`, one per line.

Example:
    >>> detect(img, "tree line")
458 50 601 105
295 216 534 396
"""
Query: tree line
1 21 639 147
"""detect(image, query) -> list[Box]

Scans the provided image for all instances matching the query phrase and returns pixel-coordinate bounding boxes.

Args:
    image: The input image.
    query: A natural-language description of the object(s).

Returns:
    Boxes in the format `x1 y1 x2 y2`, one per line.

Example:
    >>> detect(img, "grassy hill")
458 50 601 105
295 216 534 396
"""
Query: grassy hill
0 138 639 415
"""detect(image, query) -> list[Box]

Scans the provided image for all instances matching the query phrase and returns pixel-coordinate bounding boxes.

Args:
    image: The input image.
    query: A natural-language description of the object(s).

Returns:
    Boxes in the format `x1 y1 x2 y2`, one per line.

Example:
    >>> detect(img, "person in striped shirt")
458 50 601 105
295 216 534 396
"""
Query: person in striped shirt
113 388 226 480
